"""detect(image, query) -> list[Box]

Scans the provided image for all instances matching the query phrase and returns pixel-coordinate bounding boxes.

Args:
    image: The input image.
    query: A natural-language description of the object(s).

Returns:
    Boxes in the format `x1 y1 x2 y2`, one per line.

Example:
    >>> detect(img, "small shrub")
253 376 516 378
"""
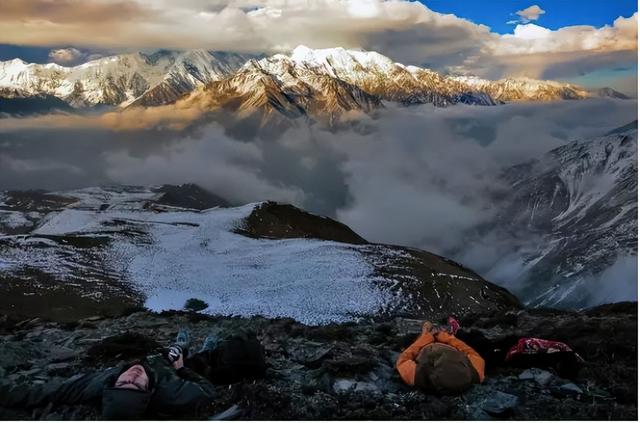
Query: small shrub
184 298 209 312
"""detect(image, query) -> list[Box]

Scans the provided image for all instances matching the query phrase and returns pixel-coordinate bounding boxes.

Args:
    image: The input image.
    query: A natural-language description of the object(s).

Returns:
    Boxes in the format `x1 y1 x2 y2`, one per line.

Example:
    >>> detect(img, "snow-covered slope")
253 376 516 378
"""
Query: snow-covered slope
0 185 518 324
458 123 637 308
284 46 495 106
184 54 383 130
0 50 252 108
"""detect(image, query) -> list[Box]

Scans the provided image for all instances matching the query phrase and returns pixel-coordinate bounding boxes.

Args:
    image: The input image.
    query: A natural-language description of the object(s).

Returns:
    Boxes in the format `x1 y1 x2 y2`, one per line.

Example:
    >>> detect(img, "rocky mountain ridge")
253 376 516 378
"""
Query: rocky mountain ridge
453 123 637 308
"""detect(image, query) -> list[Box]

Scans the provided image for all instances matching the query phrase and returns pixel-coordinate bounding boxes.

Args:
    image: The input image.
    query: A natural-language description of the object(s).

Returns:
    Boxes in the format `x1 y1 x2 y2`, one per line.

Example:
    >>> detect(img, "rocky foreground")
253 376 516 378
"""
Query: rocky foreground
0 302 636 420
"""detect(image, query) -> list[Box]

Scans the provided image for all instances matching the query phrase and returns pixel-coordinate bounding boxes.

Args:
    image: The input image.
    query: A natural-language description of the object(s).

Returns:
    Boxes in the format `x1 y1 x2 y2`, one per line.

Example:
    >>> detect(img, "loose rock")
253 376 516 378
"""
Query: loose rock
519 368 555 385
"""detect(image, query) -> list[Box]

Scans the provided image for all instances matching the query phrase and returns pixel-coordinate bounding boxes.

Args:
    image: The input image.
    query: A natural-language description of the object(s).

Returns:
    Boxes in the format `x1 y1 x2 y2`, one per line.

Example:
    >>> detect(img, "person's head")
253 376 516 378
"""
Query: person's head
415 344 477 394
114 364 149 391
102 363 154 420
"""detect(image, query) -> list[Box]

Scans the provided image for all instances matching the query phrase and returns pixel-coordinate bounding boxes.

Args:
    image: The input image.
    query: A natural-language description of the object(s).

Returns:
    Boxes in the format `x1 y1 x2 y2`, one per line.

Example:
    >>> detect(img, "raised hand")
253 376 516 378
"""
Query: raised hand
167 345 185 369
422 321 434 334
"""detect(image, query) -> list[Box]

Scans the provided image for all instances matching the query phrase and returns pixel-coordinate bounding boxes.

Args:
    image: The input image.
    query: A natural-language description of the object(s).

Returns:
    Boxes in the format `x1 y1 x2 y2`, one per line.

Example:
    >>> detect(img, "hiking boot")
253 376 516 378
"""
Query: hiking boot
447 316 460 335
175 328 191 349
200 334 219 353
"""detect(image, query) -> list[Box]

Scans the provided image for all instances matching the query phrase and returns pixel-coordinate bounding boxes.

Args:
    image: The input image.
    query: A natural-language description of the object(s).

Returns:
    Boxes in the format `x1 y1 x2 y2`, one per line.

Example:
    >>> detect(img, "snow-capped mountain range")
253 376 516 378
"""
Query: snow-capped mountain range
0 46 628 123
0 50 253 108
456 122 637 309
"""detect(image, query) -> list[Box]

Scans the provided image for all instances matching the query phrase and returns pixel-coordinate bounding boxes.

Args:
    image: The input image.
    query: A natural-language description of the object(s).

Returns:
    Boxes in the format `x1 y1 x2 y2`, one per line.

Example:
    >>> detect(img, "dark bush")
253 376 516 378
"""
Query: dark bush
184 298 209 312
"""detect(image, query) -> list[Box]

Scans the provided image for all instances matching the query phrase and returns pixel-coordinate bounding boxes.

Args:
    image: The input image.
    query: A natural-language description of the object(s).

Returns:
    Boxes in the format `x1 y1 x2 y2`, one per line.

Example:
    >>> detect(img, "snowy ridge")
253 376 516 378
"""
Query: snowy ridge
249 45 496 107
148 45 628 129
0 186 518 324
451 75 592 102
288 45 399 77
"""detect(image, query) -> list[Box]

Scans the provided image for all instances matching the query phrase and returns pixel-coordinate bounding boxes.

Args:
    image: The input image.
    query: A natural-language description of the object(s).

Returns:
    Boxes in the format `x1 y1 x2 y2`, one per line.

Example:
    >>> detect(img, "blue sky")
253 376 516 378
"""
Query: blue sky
0 44 54 63
420 0 638 93
421 0 637 34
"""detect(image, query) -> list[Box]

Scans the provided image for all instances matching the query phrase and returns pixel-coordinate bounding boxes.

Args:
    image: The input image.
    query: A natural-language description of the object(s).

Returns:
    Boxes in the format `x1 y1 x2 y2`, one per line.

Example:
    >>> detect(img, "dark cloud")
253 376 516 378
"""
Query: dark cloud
0 0 151 24
539 50 638 81
364 22 489 73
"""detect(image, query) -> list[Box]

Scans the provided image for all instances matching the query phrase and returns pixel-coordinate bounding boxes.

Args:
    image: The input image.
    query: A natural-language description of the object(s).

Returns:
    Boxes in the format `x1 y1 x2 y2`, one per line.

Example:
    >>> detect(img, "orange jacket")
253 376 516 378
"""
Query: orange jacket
396 331 485 386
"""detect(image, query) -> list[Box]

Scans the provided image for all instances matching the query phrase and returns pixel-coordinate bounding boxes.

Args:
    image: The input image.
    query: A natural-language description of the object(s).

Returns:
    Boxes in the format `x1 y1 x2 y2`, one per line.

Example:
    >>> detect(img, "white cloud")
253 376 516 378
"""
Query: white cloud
48 48 83 65
512 23 552 40
48 47 101 65
476 13 638 79
0 154 83 174
514 5 546 24
495 14 637 55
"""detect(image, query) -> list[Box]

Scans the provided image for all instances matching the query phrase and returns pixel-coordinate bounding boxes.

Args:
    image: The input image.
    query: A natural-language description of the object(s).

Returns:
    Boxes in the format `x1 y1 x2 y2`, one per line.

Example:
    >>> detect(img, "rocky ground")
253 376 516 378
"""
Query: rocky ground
0 302 636 420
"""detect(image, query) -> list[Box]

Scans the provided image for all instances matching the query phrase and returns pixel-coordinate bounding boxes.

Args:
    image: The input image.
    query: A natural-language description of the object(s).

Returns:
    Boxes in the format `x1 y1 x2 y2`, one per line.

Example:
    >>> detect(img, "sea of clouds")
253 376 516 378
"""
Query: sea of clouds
1 98 636 306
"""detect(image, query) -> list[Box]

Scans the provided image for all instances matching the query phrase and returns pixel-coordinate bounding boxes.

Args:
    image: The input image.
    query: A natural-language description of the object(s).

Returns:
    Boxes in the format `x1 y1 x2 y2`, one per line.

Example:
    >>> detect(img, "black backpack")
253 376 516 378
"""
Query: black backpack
188 331 267 384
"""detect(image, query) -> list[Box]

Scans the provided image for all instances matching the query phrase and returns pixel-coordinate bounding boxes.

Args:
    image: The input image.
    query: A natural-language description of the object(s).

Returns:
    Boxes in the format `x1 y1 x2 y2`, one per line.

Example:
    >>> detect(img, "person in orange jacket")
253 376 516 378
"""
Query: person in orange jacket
396 320 485 394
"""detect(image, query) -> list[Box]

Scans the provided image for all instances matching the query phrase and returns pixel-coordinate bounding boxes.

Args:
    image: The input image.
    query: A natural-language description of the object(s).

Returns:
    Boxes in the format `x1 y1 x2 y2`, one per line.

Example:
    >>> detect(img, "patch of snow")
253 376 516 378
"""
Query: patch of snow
435 272 478 281
0 211 33 229
34 209 110 235
53 186 161 210
115 205 390 324
21 201 394 325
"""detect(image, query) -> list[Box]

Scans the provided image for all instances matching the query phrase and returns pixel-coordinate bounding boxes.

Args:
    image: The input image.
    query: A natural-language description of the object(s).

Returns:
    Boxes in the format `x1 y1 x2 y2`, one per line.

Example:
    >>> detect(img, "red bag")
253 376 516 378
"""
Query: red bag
505 337 581 361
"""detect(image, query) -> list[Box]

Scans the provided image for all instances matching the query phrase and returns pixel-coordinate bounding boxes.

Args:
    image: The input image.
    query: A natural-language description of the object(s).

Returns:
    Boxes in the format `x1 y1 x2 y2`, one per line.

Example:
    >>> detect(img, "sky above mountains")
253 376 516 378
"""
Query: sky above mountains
0 0 636 94
421 1 636 34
